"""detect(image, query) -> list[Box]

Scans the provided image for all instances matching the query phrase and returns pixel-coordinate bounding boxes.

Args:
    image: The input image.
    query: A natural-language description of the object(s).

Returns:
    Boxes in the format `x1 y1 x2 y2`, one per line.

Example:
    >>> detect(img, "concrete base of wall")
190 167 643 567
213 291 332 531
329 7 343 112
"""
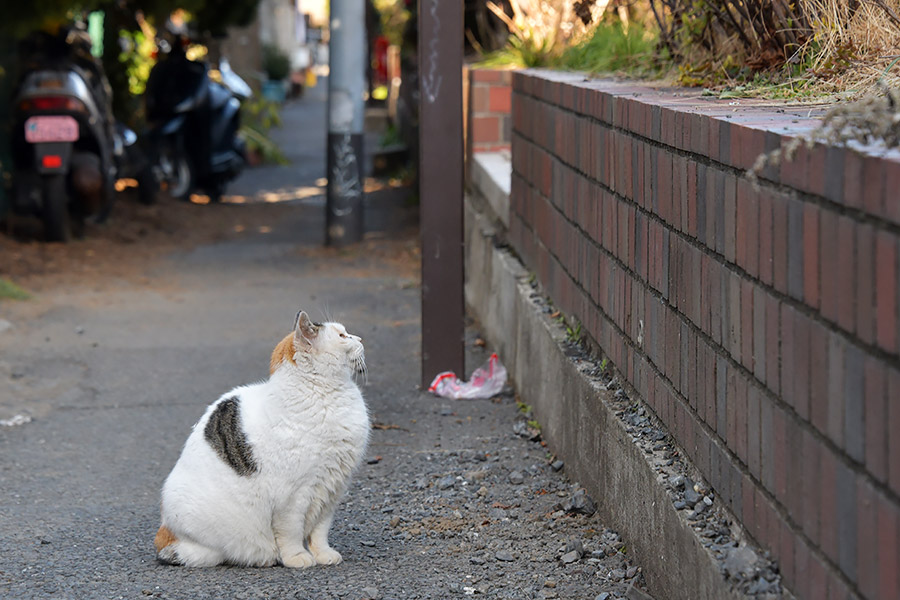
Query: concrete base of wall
465 178 789 600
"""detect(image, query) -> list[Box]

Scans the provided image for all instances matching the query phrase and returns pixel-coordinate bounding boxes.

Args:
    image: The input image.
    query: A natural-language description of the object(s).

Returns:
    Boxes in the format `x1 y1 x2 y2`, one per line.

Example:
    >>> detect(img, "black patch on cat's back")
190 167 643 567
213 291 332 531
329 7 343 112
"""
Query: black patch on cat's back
204 397 258 476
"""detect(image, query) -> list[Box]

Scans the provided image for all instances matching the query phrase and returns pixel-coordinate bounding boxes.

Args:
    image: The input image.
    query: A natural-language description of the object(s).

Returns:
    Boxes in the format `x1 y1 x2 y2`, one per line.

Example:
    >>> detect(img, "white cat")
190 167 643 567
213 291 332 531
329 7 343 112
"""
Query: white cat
154 311 370 568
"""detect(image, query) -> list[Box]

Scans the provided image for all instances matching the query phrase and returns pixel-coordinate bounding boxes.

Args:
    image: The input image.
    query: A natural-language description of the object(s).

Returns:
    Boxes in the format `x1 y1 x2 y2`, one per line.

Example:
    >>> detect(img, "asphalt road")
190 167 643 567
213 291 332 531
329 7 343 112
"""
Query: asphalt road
0 83 647 600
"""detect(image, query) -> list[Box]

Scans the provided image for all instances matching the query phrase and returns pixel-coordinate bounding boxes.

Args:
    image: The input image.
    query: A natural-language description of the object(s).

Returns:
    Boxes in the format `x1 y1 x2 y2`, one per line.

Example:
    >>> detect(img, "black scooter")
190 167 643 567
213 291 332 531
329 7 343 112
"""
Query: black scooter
144 36 250 203
10 26 153 241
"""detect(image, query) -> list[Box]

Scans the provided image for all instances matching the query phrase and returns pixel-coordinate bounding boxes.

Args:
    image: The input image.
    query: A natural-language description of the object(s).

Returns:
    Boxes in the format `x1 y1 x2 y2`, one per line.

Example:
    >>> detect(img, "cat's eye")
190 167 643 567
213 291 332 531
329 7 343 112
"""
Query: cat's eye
340 333 347 338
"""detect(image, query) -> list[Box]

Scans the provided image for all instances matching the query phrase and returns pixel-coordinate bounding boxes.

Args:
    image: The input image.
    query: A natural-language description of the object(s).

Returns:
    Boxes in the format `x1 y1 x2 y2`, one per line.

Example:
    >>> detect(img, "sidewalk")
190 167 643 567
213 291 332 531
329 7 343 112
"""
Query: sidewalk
0 88 649 599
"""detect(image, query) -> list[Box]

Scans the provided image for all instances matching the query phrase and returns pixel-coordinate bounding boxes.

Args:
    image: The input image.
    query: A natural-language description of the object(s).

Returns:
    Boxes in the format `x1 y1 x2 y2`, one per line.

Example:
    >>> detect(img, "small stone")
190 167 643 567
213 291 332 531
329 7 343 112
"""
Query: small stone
508 471 525 485
544 580 557 588
626 566 638 578
724 546 759 579
360 540 376 547
611 568 626 581
563 489 597 516
673 501 687 510
703 495 713 506
440 405 453 416
438 476 456 490
560 550 581 564
473 452 488 462
361 587 381 599
488 507 507 520
470 556 486 565
476 486 488 497
75 326 85 335
564 539 584 557
367 456 382 464
595 593 610 600
683 487 701 505
389 516 401 528
550 460 564 472
495 550 514 562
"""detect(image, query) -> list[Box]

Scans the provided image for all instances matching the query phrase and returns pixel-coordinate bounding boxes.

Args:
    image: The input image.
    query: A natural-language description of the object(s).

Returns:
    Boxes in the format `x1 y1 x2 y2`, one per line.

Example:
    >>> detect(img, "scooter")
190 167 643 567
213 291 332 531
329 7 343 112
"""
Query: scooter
10 26 153 241
144 35 251 203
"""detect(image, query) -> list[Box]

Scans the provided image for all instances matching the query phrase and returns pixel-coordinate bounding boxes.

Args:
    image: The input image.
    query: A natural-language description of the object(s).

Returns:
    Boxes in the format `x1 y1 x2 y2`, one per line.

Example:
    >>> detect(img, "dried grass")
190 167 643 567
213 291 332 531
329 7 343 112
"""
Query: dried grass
797 0 900 95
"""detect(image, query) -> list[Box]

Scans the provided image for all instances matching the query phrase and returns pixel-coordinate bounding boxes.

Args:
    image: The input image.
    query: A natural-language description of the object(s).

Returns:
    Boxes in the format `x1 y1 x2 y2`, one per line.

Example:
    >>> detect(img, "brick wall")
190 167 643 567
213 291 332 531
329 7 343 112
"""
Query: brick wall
506 70 900 600
466 68 513 162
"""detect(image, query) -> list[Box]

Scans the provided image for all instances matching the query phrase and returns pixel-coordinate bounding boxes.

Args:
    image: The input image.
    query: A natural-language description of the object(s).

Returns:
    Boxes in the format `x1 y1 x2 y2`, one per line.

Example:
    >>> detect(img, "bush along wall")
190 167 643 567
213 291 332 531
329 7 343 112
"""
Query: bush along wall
506 70 900 600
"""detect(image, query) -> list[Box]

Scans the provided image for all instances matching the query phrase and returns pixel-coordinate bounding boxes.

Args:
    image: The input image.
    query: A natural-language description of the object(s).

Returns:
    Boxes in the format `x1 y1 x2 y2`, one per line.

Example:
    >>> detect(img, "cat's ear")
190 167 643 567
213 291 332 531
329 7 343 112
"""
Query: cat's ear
294 311 319 346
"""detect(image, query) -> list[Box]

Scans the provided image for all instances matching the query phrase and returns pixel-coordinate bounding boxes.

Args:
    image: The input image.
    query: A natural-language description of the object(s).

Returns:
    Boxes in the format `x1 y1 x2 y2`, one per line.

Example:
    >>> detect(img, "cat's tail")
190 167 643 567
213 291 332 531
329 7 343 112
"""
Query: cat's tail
154 525 180 564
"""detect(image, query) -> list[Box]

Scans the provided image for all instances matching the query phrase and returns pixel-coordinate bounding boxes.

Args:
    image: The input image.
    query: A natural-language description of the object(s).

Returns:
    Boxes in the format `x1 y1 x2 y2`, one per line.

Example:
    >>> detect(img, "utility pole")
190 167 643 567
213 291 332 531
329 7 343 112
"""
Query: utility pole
419 0 464 386
326 0 367 246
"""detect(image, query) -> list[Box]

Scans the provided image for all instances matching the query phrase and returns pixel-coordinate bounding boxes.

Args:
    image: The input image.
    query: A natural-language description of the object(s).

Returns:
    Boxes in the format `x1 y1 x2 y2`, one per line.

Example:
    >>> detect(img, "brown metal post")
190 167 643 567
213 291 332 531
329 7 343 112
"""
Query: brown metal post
419 0 465 388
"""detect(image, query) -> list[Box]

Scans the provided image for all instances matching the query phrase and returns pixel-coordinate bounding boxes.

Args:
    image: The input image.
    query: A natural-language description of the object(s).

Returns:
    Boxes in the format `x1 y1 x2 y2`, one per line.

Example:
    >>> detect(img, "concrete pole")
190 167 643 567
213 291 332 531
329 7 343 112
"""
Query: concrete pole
326 0 367 246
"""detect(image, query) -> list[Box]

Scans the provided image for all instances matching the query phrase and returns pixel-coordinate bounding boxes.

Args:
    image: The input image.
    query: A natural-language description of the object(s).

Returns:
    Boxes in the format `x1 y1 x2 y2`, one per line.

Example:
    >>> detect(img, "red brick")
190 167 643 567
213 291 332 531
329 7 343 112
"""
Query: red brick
877 494 900 600
773 402 789 502
472 68 503 83
687 162 699 237
772 194 789 294
819 445 839 560
765 294 780 395
836 215 856 333
808 554 828 600
736 180 759 277
803 203 821 309
875 231 898 354
809 321 829 434
488 85 511 113
794 536 812 598
471 85 490 113
724 174 738 263
889 368 900 495
865 356 888 482
747 385 761 478
801 428 821 542
857 479 879 599
472 115 501 144
819 209 840 324
842 149 864 209
758 192 774 285
779 517 796 588
741 280 755 372
856 223 876 344
735 374 749 462
862 155 887 218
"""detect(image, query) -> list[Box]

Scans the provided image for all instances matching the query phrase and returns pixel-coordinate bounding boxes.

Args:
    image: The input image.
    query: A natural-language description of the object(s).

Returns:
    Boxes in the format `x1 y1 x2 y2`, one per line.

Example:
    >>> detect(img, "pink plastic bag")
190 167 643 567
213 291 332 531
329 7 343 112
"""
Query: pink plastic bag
428 353 508 399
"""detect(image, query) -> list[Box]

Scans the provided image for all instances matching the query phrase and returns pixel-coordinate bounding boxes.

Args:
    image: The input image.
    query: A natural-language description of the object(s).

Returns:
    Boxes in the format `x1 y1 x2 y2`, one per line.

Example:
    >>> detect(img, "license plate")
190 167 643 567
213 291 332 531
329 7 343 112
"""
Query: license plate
25 116 79 143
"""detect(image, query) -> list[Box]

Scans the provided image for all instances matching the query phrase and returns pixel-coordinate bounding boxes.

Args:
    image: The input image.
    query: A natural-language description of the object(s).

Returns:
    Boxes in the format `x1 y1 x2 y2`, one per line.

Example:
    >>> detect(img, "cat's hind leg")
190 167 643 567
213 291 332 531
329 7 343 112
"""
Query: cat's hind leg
157 537 225 567
273 507 316 568
308 509 342 565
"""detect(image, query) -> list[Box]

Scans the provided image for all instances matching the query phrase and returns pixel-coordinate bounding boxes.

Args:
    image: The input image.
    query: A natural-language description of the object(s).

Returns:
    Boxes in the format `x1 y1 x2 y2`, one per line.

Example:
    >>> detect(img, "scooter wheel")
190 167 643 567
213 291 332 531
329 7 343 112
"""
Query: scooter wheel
41 175 70 242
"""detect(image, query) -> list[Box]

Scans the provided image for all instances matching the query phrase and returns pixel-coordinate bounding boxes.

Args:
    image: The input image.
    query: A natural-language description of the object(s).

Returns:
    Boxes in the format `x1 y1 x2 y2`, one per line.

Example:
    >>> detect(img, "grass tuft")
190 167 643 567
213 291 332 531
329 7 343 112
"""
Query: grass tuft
0 278 32 301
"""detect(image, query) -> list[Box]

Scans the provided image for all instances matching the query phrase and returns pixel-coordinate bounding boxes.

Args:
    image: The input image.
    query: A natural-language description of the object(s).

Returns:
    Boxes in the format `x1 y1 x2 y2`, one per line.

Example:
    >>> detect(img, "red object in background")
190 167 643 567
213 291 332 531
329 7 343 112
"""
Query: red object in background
42 155 63 168
373 35 389 85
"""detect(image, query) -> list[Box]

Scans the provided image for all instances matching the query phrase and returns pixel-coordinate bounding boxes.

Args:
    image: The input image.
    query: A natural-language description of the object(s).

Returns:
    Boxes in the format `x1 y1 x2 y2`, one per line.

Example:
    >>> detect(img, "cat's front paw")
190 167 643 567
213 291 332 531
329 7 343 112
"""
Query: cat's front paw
281 550 316 569
312 547 343 565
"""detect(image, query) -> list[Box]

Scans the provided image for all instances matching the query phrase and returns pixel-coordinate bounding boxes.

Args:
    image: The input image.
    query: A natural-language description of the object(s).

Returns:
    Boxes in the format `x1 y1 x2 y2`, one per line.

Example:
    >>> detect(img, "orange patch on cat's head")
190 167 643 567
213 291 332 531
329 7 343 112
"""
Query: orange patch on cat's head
154 525 177 552
270 333 297 374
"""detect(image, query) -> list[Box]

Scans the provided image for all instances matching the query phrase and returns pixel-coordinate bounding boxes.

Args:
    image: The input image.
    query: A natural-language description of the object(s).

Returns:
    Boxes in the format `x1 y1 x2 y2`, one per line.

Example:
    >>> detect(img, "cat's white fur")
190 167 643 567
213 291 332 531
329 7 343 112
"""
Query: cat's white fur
155 312 370 568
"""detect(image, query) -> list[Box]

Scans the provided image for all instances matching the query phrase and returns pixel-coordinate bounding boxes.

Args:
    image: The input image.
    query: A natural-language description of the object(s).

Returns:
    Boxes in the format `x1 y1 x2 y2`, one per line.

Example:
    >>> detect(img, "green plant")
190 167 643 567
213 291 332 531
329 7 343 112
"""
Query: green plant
262 44 291 81
240 96 288 164
516 401 533 415
0 278 31 301
527 419 542 430
565 320 583 344
600 357 609 372
557 19 665 77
